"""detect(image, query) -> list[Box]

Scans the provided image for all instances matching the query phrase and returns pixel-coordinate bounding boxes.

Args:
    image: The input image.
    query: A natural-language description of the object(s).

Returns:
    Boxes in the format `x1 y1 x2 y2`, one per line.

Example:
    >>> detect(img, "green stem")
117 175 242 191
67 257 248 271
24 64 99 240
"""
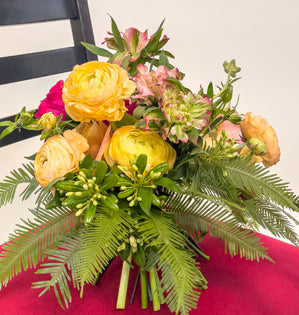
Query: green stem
116 253 132 309
213 74 231 100
149 267 160 311
140 268 148 309
185 236 210 261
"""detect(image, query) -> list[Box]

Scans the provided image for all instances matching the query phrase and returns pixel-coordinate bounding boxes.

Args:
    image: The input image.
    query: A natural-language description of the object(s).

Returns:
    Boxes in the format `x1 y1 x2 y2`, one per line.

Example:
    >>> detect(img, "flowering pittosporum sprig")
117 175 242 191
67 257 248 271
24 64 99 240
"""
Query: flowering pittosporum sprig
113 154 180 216
82 17 174 76
49 155 120 226
193 129 245 160
136 87 212 145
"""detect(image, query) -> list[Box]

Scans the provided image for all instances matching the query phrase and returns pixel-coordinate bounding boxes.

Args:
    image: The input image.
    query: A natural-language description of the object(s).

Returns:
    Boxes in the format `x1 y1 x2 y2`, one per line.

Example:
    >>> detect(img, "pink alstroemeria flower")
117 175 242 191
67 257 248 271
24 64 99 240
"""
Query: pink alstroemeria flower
123 28 150 61
35 80 66 120
134 64 179 104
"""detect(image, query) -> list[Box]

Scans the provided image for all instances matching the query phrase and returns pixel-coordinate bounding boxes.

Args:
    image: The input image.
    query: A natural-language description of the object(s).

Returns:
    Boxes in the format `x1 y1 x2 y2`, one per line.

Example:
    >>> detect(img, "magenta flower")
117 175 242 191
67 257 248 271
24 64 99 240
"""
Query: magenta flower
35 80 66 120
125 99 137 116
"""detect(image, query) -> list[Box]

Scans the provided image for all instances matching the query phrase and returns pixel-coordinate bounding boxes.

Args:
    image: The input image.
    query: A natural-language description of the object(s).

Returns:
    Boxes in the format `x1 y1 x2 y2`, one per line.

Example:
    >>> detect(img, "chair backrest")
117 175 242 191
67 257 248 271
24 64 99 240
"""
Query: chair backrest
0 0 97 147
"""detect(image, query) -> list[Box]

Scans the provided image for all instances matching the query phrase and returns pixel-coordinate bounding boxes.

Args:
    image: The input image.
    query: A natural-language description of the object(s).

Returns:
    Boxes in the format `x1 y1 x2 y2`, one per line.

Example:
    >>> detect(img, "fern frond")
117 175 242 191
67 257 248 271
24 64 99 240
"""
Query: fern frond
223 158 298 211
0 163 40 207
0 207 80 289
76 208 133 290
243 197 299 246
165 192 273 262
138 212 206 315
32 232 82 309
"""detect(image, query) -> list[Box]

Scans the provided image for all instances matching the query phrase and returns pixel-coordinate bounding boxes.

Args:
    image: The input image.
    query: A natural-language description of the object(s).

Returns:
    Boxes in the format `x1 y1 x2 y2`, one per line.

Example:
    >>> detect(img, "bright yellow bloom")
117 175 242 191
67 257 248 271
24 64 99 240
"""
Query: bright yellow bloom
104 125 176 170
240 112 280 167
34 130 89 187
62 61 136 122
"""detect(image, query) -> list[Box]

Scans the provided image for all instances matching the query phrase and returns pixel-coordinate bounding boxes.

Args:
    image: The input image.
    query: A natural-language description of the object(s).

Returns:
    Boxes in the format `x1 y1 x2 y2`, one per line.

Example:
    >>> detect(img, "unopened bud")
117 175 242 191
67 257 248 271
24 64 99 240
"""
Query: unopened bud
38 112 57 129
247 138 267 156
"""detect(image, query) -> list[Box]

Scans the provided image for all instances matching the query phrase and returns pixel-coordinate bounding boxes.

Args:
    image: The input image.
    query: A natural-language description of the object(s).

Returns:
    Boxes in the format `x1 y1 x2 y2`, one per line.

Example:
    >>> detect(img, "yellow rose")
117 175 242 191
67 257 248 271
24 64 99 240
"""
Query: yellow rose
62 61 136 122
76 120 108 159
34 130 89 187
104 125 176 170
240 112 280 167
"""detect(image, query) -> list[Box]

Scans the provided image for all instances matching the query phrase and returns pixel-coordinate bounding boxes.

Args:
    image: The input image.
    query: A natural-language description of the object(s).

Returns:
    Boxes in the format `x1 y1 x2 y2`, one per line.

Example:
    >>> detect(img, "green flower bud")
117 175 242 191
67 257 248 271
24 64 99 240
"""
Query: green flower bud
38 112 57 129
247 138 267 156
223 59 241 78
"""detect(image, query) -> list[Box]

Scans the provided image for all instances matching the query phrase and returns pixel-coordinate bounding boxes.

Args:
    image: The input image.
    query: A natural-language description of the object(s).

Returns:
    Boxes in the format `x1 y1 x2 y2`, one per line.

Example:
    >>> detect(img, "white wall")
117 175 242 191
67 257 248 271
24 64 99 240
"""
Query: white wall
0 0 298 243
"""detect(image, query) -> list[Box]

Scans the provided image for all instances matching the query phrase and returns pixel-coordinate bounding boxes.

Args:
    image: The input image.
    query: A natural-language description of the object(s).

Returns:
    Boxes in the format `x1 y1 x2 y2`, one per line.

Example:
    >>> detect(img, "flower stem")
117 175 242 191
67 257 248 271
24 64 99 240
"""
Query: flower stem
140 268 148 309
213 74 231 100
185 236 210 261
116 253 132 309
149 267 160 311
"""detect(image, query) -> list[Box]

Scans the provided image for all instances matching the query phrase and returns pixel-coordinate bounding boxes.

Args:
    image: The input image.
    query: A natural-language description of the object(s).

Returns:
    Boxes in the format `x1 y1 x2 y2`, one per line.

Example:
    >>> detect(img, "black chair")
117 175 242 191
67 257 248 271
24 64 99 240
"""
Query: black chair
0 0 97 147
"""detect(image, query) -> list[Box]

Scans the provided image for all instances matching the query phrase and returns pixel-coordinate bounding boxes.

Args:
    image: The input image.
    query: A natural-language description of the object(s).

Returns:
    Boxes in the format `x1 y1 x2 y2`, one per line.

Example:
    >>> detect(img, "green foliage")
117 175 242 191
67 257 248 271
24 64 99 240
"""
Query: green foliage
165 192 273 262
0 163 40 208
138 211 207 314
76 209 133 290
32 233 82 309
0 206 80 289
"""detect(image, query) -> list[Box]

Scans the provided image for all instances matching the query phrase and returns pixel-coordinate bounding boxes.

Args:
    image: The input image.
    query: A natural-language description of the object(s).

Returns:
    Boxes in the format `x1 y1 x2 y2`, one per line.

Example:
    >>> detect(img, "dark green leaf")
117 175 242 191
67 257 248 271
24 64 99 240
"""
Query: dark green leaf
113 113 137 130
79 154 93 171
24 153 37 161
95 161 108 184
102 194 119 211
109 15 125 51
155 177 180 192
166 77 190 93
101 174 119 191
119 243 131 261
138 187 152 216
145 163 169 179
207 82 214 98
132 246 146 267
118 187 135 199
136 154 147 174
84 202 97 225
81 42 113 58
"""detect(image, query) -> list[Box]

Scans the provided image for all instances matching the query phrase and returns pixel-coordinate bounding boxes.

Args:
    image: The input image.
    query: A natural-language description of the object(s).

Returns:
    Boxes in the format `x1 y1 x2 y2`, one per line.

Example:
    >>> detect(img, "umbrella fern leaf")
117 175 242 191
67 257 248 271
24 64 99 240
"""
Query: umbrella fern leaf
138 212 207 315
0 163 40 207
76 208 133 290
0 206 80 289
165 192 273 262
32 233 82 309
223 159 298 211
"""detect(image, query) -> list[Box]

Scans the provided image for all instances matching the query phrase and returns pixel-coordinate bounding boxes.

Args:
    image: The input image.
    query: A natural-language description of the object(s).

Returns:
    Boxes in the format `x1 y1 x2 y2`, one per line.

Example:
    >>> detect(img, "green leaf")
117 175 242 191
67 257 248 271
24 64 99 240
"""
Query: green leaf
79 154 93 171
136 154 147 174
0 125 16 139
108 15 125 51
95 161 108 184
207 82 214 98
101 174 119 191
84 202 97 226
132 246 146 267
145 163 169 178
141 19 165 54
0 120 15 127
0 206 80 290
112 113 137 131
138 187 153 215
155 177 180 193
81 42 113 58
159 50 171 68
102 194 119 211
119 243 131 261
166 77 190 93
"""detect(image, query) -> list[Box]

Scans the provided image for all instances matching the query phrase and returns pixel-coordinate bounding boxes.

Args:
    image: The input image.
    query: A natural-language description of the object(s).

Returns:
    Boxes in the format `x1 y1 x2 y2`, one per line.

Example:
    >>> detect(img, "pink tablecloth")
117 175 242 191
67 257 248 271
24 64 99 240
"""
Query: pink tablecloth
1 234 299 315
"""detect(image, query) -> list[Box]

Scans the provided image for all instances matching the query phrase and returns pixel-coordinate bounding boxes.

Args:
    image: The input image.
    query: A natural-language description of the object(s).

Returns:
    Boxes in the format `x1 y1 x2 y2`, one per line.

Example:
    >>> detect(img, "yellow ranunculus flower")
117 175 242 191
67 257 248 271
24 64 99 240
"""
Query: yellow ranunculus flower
104 125 176 170
62 61 136 122
240 112 280 167
34 130 89 187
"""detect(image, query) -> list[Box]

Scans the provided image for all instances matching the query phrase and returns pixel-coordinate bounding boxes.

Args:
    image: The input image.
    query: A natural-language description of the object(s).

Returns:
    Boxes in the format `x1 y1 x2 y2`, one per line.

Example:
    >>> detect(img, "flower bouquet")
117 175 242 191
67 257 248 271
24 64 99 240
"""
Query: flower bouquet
0 17 298 314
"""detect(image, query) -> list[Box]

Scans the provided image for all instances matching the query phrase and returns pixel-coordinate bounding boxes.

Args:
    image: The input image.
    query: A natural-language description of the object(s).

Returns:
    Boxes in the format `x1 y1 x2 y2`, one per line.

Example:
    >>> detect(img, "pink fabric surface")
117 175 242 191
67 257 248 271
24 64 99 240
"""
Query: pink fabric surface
1 234 298 315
